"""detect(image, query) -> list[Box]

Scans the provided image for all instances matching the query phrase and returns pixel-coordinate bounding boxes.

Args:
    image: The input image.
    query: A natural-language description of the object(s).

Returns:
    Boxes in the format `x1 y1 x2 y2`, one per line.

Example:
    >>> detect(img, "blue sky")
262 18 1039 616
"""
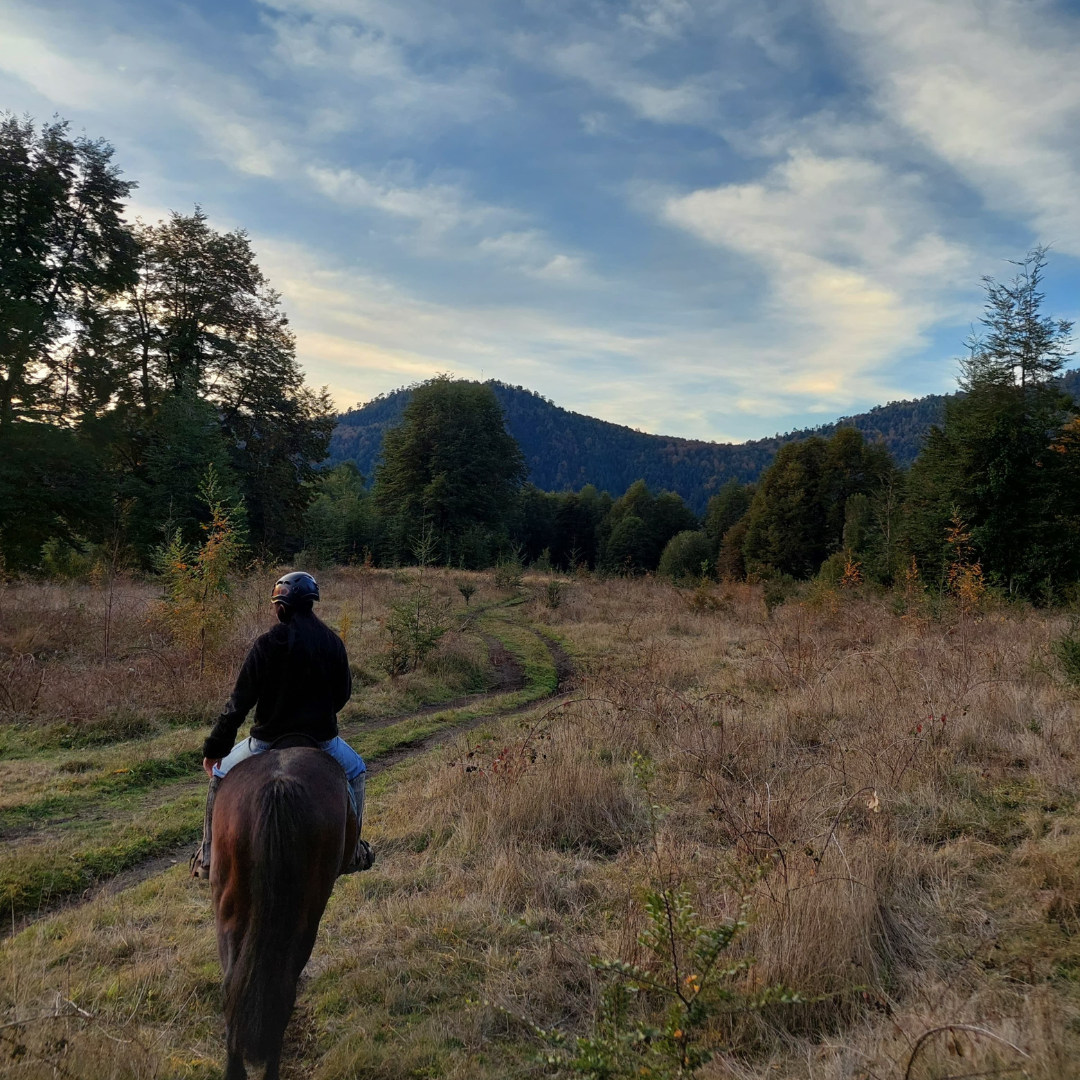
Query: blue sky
4 0 1080 442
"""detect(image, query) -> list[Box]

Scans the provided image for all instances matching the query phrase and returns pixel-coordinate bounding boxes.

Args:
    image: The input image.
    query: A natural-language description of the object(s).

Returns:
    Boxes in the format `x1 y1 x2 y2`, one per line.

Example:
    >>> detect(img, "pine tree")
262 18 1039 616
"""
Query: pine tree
964 246 1073 389
904 250 1079 597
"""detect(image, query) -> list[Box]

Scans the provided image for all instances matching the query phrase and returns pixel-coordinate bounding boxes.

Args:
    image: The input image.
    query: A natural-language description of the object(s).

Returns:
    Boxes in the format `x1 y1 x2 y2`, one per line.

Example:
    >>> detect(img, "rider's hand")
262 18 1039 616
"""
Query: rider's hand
203 757 221 778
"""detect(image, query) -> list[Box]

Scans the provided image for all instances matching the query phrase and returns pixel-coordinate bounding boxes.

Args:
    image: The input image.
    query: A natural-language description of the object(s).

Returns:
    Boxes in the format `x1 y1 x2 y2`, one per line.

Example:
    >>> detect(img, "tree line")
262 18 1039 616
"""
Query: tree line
0 116 333 572
6 116 1079 602
309 247 1080 605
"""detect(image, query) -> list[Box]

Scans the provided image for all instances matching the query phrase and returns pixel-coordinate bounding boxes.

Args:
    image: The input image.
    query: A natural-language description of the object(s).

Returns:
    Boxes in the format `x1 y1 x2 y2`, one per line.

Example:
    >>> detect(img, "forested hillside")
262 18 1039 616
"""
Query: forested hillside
331 373 1080 511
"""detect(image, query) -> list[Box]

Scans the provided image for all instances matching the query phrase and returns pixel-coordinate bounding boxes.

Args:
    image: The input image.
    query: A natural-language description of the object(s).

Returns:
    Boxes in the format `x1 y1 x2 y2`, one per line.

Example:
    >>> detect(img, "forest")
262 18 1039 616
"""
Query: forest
309 242 1080 604
5 114 1080 607
0 116 333 574
329 368 1080 510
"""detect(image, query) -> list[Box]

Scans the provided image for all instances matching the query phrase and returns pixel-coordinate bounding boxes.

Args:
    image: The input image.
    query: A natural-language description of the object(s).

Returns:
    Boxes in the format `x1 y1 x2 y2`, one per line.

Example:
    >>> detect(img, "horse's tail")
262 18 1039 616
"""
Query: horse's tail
223 774 306 1065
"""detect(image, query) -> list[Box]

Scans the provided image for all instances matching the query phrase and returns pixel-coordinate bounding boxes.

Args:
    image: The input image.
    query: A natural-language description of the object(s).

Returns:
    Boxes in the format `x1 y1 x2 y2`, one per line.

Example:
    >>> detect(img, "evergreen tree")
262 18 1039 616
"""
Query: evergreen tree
373 377 526 565
0 115 138 428
124 390 239 554
904 381 1078 595
904 251 1079 598
514 485 561 565
658 530 713 581
0 117 136 568
0 421 111 569
703 480 753 555
966 246 1073 389
122 210 333 557
599 480 698 573
742 429 893 579
302 462 375 565
552 484 611 569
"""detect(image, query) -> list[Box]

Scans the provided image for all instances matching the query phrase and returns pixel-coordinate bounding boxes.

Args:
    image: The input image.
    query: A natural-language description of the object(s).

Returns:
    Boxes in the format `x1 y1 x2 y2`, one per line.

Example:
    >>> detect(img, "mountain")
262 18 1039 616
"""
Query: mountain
328 372 1080 514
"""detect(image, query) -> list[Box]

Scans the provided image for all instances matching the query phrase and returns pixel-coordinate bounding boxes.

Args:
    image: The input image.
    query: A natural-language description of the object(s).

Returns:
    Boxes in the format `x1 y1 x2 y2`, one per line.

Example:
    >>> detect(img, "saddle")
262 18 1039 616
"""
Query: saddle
267 733 361 822
267 732 322 751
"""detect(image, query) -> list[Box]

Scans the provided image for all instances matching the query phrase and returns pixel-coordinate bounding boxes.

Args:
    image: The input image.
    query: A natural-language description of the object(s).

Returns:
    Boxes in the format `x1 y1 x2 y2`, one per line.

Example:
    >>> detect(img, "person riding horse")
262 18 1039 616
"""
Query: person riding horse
191 571 372 879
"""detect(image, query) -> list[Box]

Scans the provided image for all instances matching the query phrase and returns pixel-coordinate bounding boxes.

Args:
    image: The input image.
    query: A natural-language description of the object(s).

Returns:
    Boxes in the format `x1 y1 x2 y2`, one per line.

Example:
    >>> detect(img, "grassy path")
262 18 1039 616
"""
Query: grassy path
0 605 573 930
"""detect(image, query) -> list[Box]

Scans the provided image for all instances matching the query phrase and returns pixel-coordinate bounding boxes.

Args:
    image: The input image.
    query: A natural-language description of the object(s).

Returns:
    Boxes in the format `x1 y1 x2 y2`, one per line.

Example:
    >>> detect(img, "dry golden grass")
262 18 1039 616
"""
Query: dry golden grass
2 571 1080 1078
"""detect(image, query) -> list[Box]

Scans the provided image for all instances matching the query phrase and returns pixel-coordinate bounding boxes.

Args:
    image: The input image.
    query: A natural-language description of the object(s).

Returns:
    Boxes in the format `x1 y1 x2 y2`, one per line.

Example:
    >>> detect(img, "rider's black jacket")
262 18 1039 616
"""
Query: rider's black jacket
203 611 351 761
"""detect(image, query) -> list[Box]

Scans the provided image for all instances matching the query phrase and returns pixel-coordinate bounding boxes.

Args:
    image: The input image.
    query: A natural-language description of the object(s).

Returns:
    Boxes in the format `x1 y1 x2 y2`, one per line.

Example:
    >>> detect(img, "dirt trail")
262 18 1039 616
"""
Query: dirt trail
6 628 573 935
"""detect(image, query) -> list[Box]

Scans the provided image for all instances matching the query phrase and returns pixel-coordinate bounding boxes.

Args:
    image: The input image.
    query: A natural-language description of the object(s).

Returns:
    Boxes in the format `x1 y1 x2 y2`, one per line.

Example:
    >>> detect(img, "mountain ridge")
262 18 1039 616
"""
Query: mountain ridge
327 372 1080 514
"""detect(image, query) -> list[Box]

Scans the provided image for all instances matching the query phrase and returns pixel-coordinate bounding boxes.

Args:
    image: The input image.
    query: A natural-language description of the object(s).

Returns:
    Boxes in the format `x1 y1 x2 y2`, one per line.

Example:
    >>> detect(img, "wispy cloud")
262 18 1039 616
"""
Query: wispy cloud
822 0 1080 251
306 165 506 235
2 0 1078 441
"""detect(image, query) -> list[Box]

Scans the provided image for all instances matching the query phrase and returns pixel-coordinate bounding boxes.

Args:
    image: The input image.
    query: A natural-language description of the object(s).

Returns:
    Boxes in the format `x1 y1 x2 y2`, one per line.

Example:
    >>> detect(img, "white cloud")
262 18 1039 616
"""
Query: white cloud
262 4 510 133
619 0 696 41
306 164 506 238
664 149 972 397
0 7 294 179
476 231 589 282
823 0 1080 251
254 239 676 421
531 254 586 281
540 39 718 124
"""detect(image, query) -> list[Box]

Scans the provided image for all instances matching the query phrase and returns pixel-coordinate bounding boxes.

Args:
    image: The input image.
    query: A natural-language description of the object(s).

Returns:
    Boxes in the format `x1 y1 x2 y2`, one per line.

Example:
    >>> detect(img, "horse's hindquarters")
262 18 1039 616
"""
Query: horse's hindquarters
211 748 351 1076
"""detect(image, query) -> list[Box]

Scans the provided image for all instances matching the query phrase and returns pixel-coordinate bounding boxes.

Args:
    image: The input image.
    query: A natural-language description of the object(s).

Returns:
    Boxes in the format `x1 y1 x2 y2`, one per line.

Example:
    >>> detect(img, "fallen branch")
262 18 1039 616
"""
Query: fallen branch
904 1024 1030 1080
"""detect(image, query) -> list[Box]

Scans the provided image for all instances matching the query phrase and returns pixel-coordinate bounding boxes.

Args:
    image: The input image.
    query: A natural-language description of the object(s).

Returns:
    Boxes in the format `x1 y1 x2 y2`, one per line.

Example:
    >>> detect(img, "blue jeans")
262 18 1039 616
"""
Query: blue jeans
212 735 366 780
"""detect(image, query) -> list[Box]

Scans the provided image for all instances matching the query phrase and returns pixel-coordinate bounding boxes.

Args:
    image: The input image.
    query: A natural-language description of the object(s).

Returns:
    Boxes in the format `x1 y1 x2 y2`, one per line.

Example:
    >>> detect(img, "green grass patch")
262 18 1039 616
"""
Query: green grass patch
486 617 559 696
0 750 202 834
0 711 158 759
343 613 559 762
0 791 203 920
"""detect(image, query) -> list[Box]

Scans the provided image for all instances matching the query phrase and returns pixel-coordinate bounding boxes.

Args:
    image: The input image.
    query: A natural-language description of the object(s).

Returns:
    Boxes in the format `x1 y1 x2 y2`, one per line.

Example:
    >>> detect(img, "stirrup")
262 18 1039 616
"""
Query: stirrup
189 846 210 881
342 839 374 875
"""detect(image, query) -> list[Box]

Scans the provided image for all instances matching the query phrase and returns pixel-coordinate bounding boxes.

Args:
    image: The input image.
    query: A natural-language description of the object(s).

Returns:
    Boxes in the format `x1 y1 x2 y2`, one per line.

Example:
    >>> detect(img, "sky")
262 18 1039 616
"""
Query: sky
4 0 1080 442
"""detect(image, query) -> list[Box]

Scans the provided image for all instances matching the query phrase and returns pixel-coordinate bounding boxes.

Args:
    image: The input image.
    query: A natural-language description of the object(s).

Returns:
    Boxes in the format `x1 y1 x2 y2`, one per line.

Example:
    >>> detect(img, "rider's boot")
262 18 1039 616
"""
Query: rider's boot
190 776 220 880
342 772 373 874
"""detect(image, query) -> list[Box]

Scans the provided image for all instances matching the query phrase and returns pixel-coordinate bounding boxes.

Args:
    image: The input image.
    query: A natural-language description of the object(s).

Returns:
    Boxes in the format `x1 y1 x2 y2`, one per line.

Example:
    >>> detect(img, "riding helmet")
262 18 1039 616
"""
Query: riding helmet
271 571 320 606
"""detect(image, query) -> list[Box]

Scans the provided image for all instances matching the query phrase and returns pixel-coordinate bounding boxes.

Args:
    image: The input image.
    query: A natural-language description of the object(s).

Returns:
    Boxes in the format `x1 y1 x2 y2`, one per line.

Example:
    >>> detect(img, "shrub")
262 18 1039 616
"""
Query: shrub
493 556 523 589
1053 625 1080 687
761 572 799 614
658 531 712 583
40 537 94 579
545 578 564 609
154 465 246 673
383 575 450 676
539 887 801 1079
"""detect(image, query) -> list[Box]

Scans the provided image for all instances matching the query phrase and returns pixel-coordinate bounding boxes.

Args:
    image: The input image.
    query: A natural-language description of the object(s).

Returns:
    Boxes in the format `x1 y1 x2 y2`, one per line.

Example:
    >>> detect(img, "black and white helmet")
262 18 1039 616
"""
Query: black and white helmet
271 571 320 607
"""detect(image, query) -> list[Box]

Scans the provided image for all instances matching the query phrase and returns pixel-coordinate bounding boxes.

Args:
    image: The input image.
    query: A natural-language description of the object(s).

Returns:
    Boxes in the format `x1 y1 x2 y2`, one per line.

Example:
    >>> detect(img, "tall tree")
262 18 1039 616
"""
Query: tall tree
374 377 526 565
904 251 1078 597
703 480 753 554
124 210 333 556
599 480 698 573
742 429 894 579
0 115 137 428
966 246 1073 389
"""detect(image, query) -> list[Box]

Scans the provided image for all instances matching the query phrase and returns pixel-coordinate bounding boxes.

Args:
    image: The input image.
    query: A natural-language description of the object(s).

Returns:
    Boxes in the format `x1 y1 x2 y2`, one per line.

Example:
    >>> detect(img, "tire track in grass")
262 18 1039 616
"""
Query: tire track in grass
0 633 522 844
3 616 574 934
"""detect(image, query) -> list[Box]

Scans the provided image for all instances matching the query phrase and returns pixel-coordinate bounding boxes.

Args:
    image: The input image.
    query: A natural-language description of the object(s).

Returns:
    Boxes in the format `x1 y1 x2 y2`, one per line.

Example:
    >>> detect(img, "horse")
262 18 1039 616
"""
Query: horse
210 743 358 1080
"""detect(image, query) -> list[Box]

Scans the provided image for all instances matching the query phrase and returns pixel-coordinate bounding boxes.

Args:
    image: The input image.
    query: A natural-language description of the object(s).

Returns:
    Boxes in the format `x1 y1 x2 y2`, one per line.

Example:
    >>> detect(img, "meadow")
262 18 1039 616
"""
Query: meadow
1 569 1079 1079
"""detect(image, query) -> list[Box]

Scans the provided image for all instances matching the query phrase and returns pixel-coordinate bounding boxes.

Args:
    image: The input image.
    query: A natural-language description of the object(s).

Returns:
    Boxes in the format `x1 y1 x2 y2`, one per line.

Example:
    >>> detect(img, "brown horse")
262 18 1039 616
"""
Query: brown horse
210 745 357 1080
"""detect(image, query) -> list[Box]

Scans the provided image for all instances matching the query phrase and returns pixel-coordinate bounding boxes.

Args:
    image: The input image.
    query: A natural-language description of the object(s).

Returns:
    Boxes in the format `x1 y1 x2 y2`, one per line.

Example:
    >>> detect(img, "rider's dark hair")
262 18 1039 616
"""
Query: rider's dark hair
279 602 342 682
